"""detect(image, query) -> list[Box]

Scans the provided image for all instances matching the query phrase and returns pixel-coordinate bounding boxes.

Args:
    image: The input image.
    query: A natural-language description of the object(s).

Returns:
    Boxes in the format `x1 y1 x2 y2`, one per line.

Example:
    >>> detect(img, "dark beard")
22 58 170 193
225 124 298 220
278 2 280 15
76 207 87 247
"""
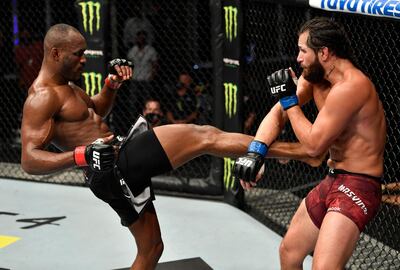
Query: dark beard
303 59 325 83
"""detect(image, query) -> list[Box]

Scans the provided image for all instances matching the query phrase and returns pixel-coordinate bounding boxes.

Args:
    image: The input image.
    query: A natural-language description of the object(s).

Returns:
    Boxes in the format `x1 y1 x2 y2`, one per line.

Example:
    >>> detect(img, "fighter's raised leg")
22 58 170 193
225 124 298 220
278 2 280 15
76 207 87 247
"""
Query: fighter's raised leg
153 124 324 170
153 124 253 169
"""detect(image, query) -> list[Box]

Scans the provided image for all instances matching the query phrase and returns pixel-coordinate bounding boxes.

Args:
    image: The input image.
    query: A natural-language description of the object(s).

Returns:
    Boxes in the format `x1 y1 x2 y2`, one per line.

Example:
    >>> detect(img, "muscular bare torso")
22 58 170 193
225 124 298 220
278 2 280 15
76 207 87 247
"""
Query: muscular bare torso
26 81 113 151
312 70 386 177
52 83 112 150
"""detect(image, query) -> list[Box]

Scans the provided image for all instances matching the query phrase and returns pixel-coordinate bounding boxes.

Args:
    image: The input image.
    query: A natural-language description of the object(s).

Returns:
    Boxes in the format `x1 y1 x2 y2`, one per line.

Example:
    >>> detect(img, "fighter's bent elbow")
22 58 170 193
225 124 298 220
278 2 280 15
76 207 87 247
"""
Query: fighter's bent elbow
305 144 326 158
21 162 38 175
21 158 43 175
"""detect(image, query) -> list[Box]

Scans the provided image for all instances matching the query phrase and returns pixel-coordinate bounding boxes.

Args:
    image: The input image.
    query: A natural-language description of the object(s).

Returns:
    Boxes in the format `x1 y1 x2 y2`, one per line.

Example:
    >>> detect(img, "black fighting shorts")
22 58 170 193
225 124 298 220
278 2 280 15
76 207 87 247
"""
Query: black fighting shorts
84 117 172 226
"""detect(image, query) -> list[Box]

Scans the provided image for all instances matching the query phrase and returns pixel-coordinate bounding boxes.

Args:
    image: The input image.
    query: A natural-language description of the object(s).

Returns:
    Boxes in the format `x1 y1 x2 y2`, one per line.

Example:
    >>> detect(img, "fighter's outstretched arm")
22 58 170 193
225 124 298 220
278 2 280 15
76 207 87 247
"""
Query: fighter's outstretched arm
234 74 314 183
237 136 327 191
267 141 326 168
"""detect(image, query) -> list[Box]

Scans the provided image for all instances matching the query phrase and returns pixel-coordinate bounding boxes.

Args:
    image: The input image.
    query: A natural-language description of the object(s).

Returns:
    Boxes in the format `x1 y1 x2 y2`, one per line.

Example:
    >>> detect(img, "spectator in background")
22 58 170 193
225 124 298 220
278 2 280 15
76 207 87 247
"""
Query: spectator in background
15 29 43 91
166 72 198 124
127 30 158 84
123 12 154 49
142 98 166 127
126 30 158 117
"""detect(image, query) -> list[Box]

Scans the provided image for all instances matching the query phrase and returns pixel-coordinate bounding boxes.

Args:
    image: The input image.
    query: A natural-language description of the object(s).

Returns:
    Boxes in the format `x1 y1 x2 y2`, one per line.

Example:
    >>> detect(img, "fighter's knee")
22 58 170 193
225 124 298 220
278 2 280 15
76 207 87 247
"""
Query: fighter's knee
140 239 164 261
279 240 303 269
193 124 221 146
133 240 163 269
153 240 164 260
279 240 290 260
195 124 220 134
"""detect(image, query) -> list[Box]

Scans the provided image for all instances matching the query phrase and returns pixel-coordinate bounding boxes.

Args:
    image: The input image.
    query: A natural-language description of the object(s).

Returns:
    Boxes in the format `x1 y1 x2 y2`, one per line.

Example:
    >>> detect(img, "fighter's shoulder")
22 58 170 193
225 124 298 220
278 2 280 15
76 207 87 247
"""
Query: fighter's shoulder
25 83 67 110
336 69 373 96
328 70 372 108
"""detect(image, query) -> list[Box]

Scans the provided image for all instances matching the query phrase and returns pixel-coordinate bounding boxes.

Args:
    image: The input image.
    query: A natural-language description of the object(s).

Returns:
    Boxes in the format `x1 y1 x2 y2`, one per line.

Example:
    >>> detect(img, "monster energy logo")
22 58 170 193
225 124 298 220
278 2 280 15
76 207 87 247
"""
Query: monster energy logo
224 6 238 42
82 72 102 96
224 82 237 118
78 1 101 35
224 157 236 190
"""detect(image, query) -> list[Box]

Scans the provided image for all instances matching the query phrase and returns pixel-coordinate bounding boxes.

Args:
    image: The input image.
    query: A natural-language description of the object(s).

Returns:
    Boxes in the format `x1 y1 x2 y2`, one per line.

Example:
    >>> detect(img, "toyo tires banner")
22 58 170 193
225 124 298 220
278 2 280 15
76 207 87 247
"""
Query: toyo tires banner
254 0 400 20
309 0 400 20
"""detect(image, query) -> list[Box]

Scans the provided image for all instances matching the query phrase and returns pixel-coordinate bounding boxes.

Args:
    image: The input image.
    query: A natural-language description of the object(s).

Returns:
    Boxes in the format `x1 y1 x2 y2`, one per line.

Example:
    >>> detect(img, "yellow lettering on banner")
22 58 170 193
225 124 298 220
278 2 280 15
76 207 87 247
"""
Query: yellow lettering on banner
0 235 20 248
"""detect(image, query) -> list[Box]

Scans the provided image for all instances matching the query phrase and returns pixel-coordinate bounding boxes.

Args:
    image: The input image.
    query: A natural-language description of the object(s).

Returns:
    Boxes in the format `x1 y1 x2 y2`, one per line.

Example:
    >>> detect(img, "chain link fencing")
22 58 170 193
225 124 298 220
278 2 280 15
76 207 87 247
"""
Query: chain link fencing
0 0 216 193
0 0 400 268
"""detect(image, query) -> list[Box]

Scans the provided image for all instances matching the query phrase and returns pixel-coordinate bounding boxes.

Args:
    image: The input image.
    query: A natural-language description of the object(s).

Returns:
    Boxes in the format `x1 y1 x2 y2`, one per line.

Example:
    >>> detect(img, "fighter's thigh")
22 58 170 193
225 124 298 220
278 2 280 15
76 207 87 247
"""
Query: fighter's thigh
153 124 217 168
312 212 359 269
281 200 319 257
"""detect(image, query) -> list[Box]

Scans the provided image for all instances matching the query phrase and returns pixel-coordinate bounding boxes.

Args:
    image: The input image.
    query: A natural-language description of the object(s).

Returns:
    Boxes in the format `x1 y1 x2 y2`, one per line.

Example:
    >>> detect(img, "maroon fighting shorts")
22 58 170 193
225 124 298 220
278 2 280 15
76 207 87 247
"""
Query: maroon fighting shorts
305 168 382 232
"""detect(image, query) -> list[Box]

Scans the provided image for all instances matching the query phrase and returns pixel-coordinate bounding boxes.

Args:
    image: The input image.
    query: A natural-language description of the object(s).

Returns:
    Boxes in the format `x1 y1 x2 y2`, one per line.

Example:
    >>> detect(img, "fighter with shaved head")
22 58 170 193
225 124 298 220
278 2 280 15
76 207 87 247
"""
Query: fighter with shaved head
21 24 322 269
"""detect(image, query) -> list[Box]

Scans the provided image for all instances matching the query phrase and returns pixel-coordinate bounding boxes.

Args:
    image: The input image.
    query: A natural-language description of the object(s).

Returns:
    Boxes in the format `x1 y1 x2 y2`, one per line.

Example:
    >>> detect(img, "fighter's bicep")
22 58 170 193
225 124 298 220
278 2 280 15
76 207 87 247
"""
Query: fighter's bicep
311 86 363 146
22 117 55 150
21 91 60 149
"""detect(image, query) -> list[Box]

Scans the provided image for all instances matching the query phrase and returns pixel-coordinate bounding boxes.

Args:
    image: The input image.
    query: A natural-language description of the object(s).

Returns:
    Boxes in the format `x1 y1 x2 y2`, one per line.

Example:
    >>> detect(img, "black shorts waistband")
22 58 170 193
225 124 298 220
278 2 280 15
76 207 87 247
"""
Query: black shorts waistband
328 168 382 183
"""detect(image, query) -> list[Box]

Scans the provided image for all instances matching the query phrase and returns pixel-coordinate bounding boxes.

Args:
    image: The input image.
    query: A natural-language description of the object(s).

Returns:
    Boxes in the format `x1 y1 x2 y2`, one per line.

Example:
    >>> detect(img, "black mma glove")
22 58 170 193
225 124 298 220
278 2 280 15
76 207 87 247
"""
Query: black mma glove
105 58 134 90
74 139 116 172
267 68 298 110
107 58 134 75
233 140 268 182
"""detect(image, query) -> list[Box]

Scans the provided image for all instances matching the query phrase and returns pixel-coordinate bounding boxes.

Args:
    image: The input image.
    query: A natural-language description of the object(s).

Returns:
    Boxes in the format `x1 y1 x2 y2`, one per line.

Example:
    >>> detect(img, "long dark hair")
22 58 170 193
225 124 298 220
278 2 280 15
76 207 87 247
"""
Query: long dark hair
298 17 359 67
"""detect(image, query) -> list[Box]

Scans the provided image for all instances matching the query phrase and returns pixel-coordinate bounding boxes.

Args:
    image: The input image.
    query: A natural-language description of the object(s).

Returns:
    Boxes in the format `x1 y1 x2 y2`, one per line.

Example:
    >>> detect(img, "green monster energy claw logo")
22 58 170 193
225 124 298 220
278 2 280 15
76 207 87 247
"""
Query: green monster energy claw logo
224 157 236 190
224 82 237 118
224 5 237 42
82 72 102 96
78 1 101 35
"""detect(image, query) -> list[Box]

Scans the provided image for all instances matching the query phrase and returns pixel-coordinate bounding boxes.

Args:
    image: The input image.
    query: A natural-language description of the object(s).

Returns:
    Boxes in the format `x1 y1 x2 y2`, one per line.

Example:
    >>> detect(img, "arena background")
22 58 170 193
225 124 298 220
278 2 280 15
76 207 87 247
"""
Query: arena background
0 0 399 269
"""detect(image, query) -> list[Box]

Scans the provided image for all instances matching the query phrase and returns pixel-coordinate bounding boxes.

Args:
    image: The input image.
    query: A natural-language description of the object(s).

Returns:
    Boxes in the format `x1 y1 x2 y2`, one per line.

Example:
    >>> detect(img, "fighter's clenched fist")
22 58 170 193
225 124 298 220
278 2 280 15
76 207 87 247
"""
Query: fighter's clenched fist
74 136 116 172
234 140 268 183
267 68 298 110
105 58 134 89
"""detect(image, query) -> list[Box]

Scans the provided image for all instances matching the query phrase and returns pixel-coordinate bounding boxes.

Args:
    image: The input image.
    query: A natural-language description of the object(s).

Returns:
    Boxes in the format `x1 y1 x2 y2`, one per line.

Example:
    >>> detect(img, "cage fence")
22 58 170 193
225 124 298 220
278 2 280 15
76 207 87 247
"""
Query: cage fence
0 1 399 269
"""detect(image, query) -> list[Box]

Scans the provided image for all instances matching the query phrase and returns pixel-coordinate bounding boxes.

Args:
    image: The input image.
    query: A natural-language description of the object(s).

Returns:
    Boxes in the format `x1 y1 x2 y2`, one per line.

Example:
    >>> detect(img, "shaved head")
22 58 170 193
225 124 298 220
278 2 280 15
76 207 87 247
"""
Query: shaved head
42 23 87 81
44 24 82 53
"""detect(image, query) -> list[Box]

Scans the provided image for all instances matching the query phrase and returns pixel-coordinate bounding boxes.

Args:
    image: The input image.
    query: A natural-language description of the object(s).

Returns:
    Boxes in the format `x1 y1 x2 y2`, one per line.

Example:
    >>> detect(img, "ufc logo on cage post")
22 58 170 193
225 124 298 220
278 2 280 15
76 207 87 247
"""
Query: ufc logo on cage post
270 84 286 94
92 151 101 170
78 1 101 35
224 82 238 118
82 72 102 96
224 6 238 42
